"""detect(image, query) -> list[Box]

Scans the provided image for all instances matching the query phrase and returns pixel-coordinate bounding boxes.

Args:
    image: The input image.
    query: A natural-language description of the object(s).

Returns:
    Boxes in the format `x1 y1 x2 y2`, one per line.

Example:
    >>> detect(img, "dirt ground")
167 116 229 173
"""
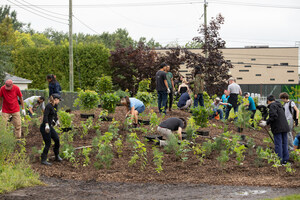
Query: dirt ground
2 106 300 199
1 176 300 200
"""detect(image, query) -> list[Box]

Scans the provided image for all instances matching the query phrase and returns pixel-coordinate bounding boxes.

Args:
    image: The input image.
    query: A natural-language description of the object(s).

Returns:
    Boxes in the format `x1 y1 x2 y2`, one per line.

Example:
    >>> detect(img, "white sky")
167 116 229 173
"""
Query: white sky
1 0 300 47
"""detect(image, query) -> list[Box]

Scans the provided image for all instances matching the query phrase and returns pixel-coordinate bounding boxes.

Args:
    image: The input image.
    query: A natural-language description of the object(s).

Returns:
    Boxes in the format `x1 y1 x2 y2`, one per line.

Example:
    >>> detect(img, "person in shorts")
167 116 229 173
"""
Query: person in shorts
121 96 145 127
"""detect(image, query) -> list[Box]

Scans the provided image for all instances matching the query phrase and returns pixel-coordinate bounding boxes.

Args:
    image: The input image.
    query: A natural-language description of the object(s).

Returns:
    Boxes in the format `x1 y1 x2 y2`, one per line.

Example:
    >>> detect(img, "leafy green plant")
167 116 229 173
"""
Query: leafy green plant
101 93 120 113
191 105 213 128
93 132 114 169
152 147 164 173
57 110 74 129
81 147 92 167
114 136 123 158
21 115 31 137
217 150 229 167
290 150 300 167
114 89 130 99
136 91 153 107
164 134 191 161
74 90 100 113
127 132 147 170
95 75 112 95
148 110 164 132
108 119 120 138
80 117 93 138
185 117 199 140
234 105 252 132
61 144 77 165
234 144 246 165
138 78 151 92
193 144 206 165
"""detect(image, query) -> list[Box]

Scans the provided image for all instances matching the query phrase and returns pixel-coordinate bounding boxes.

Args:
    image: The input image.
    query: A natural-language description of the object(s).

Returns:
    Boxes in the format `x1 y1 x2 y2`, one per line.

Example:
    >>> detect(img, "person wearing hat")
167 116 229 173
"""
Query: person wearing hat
259 95 290 165
211 97 232 120
243 92 256 124
224 77 242 120
0 79 26 139
40 93 62 165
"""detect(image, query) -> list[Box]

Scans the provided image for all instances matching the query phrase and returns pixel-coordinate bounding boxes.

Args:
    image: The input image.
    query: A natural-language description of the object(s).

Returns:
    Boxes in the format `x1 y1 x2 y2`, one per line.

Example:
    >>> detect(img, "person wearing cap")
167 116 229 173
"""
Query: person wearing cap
224 77 242 120
259 95 290 165
243 92 256 123
211 97 232 120
24 96 45 117
40 93 62 165
0 79 26 139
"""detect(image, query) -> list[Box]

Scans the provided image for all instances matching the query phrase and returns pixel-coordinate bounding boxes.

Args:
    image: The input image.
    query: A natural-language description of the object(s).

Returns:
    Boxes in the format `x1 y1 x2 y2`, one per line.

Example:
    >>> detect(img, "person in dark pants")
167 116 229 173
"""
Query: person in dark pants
225 77 242 120
193 66 205 107
47 74 62 96
40 94 62 165
259 95 290 165
244 92 256 126
165 65 175 112
156 63 170 114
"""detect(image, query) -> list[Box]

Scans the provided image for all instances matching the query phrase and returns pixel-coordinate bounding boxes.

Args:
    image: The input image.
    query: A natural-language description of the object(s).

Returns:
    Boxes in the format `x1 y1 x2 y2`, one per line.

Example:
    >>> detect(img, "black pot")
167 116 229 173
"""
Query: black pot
61 127 72 132
237 127 244 133
80 114 95 119
100 116 113 121
98 104 102 108
138 119 150 125
196 130 209 136
144 135 163 142
181 133 187 140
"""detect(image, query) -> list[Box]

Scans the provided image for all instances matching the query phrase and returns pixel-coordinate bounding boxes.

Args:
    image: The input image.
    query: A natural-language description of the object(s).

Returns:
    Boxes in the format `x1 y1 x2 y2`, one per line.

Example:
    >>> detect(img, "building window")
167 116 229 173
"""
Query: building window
267 66 272 68
270 78 275 81
226 60 231 62
274 64 278 66
179 70 188 72
288 79 294 82
237 62 244 64
239 70 249 72
287 70 294 73
244 65 251 68
255 74 261 76
281 63 289 66
237 77 243 80
251 58 256 61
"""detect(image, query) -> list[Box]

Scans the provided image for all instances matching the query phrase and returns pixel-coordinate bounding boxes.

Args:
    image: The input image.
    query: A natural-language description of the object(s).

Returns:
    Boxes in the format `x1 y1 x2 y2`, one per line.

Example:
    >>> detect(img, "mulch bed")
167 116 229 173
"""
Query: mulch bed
24 106 300 188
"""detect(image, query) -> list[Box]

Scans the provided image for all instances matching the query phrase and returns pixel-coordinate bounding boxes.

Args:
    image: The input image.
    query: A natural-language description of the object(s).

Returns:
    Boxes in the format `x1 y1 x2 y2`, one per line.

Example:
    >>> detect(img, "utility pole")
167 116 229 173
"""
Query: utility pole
69 0 74 92
204 0 208 58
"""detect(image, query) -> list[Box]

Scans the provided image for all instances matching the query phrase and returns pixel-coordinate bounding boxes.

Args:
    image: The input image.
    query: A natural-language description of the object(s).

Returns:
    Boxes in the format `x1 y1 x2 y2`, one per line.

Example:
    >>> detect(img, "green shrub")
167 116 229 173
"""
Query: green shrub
95 75 112 95
234 105 252 131
114 89 130 99
136 91 152 107
101 93 120 113
191 106 213 128
138 78 151 92
185 117 199 140
74 90 100 112
57 110 74 128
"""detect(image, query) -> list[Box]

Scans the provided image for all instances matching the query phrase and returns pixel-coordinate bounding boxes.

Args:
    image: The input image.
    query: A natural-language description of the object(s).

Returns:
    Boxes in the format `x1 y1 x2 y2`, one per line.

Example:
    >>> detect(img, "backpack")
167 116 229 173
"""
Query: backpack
288 101 297 121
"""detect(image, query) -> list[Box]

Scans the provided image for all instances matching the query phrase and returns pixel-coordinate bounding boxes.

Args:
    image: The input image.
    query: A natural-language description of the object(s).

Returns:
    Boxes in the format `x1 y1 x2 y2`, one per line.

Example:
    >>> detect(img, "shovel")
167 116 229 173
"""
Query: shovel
263 126 274 144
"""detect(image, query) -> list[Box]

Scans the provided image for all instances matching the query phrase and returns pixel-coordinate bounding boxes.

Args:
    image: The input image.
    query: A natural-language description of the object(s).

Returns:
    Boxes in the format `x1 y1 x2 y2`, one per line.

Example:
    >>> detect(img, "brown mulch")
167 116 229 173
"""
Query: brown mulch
24 106 300 188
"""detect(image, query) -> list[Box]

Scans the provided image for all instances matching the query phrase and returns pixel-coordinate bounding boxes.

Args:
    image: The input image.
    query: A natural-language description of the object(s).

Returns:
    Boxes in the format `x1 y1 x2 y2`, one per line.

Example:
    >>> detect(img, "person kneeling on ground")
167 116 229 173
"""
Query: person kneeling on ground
259 95 290 165
24 96 45 117
211 97 231 120
40 94 63 165
157 117 186 146
121 96 145 128
293 133 300 151
177 91 192 110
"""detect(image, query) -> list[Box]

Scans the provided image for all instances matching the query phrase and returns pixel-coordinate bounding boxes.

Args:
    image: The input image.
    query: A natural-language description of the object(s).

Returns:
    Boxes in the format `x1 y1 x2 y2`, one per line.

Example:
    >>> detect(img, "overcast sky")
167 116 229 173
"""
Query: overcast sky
2 0 300 47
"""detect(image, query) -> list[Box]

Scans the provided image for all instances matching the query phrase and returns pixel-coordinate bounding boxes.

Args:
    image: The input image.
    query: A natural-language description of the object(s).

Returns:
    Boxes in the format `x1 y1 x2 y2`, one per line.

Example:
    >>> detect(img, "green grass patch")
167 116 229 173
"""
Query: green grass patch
265 194 300 200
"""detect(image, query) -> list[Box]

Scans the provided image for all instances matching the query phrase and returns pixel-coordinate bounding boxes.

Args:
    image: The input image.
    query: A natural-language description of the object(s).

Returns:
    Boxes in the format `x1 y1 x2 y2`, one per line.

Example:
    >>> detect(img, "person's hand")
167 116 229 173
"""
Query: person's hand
55 120 60 127
21 109 26 116
259 120 267 127
45 123 50 133
295 118 298 126
228 103 232 107
167 88 171 94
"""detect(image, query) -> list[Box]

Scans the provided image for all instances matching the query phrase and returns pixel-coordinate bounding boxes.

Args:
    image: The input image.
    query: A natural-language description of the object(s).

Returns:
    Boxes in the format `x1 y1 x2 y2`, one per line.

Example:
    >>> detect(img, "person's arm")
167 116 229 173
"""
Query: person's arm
239 86 242 95
130 106 135 121
293 105 299 119
19 97 25 110
164 79 169 90
267 104 278 125
171 78 175 91
178 127 182 140
178 85 181 93
28 107 34 115
225 89 230 96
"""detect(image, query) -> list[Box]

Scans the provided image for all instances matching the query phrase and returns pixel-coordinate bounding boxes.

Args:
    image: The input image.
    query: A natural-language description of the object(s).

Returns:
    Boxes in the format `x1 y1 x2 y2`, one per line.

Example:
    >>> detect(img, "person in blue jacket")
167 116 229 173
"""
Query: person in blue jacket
121 96 145 127
293 133 300 151
47 74 62 96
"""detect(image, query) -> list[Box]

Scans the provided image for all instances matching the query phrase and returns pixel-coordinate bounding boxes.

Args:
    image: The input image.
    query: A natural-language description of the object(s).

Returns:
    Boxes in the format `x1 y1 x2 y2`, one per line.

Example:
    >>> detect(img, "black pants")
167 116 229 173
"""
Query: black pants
40 123 60 159
250 110 256 120
166 90 173 110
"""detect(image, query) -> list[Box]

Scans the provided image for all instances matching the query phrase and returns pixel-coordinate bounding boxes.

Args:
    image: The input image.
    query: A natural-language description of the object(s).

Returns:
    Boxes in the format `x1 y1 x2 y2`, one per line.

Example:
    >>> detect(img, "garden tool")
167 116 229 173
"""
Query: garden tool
263 126 274 144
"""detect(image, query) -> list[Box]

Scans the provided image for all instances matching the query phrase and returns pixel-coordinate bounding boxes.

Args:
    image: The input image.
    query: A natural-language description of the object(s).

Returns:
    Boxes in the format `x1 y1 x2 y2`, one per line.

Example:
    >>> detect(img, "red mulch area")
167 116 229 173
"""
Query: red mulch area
24 106 300 188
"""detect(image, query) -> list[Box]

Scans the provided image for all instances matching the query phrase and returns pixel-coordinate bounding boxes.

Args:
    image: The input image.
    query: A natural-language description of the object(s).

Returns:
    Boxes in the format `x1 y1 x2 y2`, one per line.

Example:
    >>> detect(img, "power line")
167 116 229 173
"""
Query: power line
7 0 68 25
18 0 68 17
13 0 68 21
73 15 100 35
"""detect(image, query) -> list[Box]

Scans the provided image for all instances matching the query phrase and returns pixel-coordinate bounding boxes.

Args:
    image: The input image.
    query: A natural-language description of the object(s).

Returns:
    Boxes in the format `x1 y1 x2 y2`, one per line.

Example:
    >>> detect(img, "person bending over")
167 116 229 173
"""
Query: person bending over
121 96 145 127
177 91 192 110
212 97 231 120
24 96 45 117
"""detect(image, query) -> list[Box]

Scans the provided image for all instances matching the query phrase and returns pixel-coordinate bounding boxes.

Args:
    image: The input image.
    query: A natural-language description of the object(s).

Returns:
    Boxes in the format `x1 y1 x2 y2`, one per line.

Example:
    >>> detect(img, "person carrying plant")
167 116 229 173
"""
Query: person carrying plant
192 66 205 107
40 93 63 165
24 96 45 117
0 79 26 139
165 65 175 112
157 117 186 146
224 77 242 120
121 96 145 128
211 97 231 120
259 95 290 165
177 91 192 110
279 92 299 151
243 92 256 125
156 63 170 114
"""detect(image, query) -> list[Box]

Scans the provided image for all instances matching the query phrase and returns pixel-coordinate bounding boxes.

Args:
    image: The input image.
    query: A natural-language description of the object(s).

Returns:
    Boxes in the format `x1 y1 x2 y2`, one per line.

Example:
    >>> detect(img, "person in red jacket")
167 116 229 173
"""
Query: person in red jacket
0 80 26 139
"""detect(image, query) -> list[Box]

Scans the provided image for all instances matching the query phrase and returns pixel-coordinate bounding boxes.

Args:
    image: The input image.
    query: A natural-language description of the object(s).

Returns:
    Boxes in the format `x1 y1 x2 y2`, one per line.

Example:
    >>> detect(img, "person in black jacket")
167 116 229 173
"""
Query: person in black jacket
259 95 290 164
40 94 62 165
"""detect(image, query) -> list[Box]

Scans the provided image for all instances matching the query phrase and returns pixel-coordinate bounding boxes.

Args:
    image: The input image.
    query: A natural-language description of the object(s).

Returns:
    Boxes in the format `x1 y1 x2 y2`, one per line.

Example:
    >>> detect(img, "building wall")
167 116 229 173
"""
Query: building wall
167 47 299 84
16 83 29 90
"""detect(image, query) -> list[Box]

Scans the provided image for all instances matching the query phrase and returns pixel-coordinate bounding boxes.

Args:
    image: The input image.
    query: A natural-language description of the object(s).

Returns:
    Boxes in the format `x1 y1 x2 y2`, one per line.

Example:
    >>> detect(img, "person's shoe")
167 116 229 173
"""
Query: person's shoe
281 160 288 166
55 155 63 162
41 159 52 166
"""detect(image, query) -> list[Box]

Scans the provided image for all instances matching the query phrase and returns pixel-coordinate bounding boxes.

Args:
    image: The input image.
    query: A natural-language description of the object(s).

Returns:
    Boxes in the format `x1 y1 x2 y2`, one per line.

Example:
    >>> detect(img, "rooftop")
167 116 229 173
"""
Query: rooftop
5 73 32 84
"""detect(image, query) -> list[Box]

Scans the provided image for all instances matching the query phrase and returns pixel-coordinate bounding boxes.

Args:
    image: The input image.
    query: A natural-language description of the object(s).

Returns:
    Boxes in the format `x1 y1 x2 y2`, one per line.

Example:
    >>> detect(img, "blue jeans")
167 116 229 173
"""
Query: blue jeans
136 105 145 114
157 91 168 114
274 132 289 163
194 93 204 107
225 105 239 120
213 108 223 119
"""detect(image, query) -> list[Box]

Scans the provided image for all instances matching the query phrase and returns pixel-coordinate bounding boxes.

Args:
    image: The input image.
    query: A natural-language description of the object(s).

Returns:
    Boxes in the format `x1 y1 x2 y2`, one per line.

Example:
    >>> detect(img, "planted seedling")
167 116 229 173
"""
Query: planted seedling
74 90 100 118
152 147 164 173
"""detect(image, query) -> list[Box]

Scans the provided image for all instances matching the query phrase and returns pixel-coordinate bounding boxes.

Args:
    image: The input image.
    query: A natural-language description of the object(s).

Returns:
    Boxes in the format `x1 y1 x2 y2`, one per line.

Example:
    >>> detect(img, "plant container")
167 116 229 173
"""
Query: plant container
195 130 209 136
237 127 244 133
80 114 95 119
99 116 113 121
138 119 150 125
61 127 72 132
144 135 163 142
98 104 102 108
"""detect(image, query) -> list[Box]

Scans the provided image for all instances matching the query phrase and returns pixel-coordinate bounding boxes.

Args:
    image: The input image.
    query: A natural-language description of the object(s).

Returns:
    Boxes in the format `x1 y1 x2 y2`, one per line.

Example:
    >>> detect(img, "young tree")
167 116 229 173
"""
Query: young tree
184 14 232 96
0 5 25 31
0 16 16 46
